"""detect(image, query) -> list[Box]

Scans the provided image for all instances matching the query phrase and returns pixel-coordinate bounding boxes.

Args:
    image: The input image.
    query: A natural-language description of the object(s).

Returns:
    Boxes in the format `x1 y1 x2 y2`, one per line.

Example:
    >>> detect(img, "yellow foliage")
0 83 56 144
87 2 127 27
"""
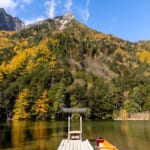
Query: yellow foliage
49 55 57 68
13 40 28 53
0 35 58 75
13 88 30 120
0 71 3 81
26 60 36 72
40 90 49 101
136 51 150 64
34 90 50 118
0 61 6 73
120 109 128 120
5 50 27 73
13 45 22 53
48 37 58 45
22 40 28 47
0 31 14 48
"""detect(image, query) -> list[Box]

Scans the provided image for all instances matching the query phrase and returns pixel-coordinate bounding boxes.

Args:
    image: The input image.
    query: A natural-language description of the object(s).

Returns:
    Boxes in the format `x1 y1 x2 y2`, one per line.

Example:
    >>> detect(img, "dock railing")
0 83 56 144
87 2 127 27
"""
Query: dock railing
62 108 87 141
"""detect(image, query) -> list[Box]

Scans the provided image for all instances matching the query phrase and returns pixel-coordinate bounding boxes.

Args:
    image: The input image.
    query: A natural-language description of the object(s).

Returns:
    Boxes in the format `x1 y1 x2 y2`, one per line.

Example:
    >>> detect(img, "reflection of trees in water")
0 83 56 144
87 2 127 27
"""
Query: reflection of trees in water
11 120 28 147
120 121 150 150
0 121 12 148
9 120 68 150
33 121 48 150
0 121 149 150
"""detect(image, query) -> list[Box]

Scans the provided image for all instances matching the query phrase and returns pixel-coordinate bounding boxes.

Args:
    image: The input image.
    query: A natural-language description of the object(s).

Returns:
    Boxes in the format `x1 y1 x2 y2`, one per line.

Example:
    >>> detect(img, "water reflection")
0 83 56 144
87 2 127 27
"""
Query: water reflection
11 121 26 148
83 120 150 150
0 120 150 150
0 121 12 148
11 121 67 150
117 121 149 150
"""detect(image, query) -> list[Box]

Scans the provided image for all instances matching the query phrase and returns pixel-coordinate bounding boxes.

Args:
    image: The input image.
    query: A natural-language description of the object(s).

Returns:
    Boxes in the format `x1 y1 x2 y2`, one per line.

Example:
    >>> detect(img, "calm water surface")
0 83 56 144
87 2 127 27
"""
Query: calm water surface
0 120 150 150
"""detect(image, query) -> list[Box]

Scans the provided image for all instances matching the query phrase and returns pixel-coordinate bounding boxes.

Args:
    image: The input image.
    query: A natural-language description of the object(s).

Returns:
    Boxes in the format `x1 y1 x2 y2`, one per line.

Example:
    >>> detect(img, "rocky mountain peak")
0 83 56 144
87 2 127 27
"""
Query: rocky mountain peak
63 12 75 20
54 12 75 30
0 8 24 31
26 12 75 30
0 8 6 14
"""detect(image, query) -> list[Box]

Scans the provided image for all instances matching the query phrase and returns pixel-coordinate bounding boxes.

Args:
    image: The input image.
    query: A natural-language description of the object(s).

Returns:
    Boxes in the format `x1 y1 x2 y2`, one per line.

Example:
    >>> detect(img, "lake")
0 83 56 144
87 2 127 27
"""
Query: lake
0 120 150 150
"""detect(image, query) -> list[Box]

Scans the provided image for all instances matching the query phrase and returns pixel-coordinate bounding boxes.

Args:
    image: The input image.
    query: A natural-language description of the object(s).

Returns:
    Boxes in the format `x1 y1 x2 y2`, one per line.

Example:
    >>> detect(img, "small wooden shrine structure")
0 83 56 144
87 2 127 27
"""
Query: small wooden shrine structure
57 108 94 150
63 108 87 140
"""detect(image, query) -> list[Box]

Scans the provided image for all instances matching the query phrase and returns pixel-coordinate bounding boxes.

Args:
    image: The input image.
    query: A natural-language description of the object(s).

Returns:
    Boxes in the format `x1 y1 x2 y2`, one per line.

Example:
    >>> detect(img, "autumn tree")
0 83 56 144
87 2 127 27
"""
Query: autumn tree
32 90 51 120
13 88 31 120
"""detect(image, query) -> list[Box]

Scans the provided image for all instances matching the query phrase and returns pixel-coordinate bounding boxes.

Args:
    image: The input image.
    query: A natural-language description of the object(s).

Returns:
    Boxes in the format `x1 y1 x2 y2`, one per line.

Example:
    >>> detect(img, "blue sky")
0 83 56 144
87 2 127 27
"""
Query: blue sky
0 0 150 42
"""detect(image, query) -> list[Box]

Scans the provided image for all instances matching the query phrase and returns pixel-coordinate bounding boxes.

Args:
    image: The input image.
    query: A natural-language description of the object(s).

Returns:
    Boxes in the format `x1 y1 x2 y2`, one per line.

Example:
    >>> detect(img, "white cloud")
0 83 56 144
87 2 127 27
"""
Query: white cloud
25 16 45 25
0 0 17 9
45 0 56 18
79 8 89 22
64 0 72 11
77 0 90 22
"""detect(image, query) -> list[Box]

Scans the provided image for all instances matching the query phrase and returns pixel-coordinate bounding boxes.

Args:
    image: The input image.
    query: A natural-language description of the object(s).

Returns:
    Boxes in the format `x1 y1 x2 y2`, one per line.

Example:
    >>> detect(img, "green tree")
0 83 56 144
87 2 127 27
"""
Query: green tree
48 82 67 119
55 81 66 109
124 100 141 113
143 97 150 111
70 83 87 108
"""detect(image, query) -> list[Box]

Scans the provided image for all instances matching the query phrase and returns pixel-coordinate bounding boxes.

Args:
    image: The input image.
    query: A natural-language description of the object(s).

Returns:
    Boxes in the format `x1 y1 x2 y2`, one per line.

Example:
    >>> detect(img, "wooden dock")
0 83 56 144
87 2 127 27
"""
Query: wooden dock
57 139 94 150
57 108 94 150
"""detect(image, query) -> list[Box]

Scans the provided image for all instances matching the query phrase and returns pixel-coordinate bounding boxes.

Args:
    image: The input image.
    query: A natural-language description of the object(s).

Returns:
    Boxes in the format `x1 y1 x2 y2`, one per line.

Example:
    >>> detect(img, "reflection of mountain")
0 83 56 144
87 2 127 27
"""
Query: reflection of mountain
0 8 24 31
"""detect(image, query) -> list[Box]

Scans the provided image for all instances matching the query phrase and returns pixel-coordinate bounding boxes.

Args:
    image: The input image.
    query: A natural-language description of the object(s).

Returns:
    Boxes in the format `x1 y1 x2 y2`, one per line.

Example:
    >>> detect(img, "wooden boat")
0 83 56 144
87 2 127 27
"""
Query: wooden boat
95 138 119 150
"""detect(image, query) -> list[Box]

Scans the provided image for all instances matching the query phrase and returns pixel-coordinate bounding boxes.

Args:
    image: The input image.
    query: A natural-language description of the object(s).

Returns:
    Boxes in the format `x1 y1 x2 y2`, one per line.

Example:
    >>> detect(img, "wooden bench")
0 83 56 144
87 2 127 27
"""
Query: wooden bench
68 130 82 140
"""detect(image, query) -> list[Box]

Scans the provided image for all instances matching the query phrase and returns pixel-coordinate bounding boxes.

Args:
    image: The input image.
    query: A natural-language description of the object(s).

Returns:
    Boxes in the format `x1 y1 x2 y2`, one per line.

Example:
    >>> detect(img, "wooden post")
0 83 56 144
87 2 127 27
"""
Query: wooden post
68 114 70 140
80 115 82 140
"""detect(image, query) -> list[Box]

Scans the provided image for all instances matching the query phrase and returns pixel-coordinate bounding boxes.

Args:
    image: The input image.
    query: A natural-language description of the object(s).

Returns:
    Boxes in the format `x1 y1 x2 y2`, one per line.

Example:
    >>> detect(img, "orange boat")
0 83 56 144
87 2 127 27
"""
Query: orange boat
96 138 119 150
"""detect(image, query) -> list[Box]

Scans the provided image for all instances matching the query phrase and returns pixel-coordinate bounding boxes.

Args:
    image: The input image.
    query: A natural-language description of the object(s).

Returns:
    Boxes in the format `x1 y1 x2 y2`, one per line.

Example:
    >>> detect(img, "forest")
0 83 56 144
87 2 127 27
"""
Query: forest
0 18 150 120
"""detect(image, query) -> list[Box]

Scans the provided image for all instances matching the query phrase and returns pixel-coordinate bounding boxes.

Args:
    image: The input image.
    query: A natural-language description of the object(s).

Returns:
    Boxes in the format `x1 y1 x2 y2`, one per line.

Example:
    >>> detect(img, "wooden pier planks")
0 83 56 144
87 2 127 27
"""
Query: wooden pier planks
57 139 94 150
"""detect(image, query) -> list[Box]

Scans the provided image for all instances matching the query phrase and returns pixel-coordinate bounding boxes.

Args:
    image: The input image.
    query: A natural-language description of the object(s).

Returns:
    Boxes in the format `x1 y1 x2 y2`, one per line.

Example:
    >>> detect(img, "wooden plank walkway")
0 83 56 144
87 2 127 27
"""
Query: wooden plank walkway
57 139 94 150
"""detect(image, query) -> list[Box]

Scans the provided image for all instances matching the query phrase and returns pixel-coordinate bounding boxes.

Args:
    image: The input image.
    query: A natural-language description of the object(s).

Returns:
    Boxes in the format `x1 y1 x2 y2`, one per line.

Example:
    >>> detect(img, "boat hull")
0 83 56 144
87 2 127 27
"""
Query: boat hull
96 138 119 150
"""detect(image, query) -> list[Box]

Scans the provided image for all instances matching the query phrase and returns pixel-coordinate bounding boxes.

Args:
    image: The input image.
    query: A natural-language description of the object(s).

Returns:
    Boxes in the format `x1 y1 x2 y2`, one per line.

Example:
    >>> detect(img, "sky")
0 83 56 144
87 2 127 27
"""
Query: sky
0 0 150 42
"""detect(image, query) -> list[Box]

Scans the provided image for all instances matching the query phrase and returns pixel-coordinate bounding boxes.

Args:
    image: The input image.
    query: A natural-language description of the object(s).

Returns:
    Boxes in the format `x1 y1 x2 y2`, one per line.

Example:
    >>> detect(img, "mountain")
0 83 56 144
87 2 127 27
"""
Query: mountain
0 13 150 120
0 8 24 31
25 12 75 30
